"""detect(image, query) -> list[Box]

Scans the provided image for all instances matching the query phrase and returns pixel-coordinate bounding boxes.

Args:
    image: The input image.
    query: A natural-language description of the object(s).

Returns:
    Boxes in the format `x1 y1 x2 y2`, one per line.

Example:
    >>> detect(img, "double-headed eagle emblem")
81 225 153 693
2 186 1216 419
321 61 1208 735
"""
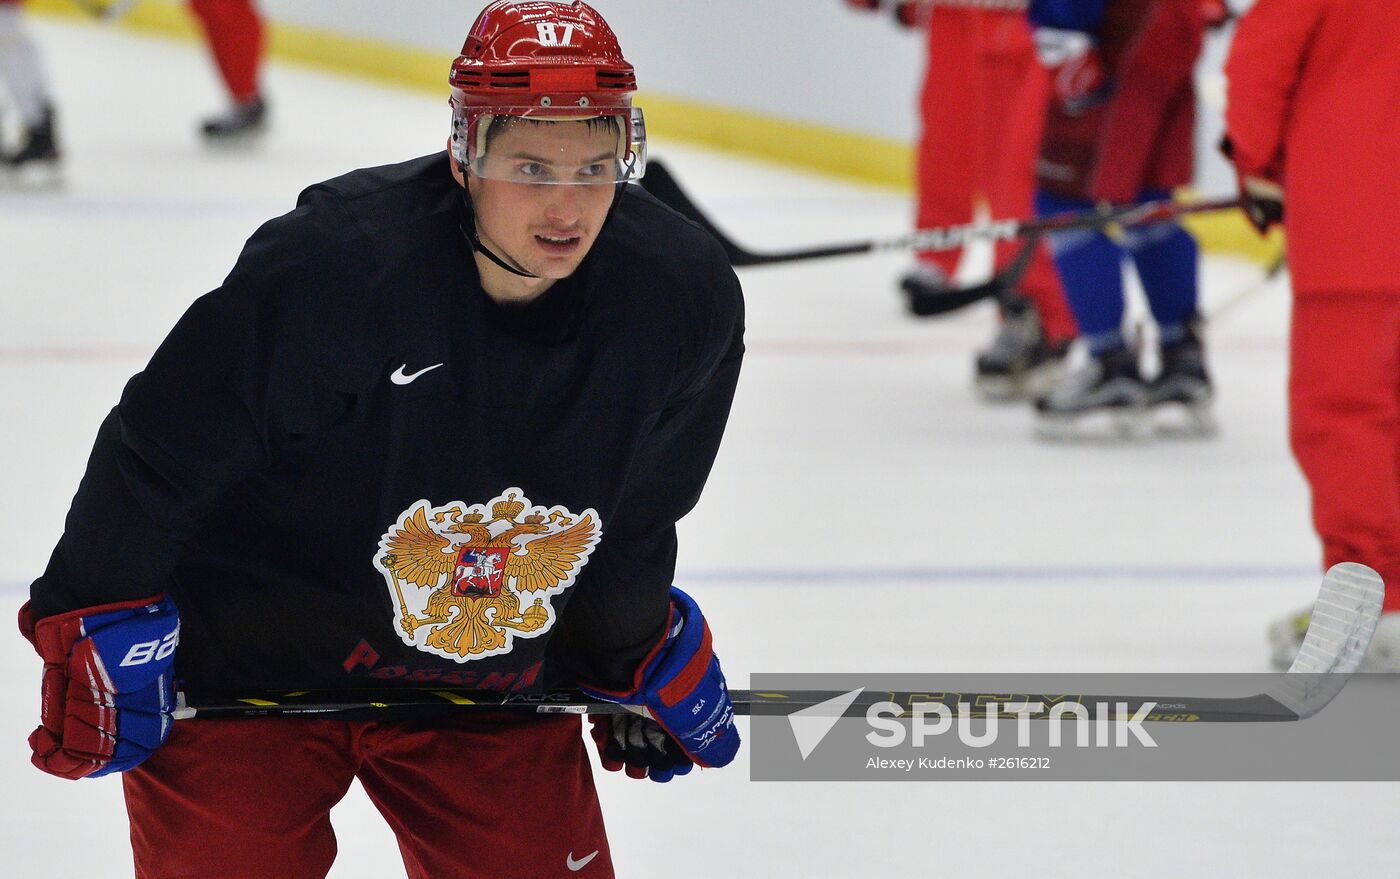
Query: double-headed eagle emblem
374 489 601 662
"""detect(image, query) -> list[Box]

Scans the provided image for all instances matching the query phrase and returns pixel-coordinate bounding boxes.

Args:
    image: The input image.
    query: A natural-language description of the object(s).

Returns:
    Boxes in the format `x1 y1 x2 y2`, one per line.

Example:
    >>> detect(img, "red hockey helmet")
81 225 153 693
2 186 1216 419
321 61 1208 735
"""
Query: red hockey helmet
449 1 646 184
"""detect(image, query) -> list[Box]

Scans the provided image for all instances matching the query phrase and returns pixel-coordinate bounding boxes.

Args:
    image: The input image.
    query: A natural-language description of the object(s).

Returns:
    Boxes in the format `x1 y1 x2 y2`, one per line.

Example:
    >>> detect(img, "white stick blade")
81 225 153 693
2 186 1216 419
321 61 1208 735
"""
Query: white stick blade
1287 563 1384 675
1270 563 1385 718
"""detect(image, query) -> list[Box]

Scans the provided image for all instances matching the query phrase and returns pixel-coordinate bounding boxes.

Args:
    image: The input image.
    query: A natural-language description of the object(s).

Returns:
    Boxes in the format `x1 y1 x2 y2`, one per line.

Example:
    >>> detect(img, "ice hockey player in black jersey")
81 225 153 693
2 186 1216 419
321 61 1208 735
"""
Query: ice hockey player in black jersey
19 3 744 876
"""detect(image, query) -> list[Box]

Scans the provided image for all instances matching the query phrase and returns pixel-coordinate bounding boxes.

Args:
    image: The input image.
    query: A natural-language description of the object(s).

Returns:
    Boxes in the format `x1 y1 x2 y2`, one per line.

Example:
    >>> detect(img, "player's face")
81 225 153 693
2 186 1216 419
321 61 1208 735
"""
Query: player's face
466 119 619 296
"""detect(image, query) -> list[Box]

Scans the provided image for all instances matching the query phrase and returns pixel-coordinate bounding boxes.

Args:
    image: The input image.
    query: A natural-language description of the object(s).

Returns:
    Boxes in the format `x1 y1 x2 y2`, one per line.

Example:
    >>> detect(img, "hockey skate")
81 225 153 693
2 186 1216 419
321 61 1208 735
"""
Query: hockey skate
1 105 61 186
974 299 1070 402
1149 322 1216 437
1268 605 1400 672
1034 344 1149 441
200 96 268 143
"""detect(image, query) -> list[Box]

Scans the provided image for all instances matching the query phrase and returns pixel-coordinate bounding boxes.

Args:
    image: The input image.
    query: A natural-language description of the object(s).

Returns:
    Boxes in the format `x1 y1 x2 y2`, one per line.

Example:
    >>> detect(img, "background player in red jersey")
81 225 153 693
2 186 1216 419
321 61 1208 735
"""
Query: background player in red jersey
845 0 1077 401
19 3 743 875
187 0 267 139
1223 0 1400 670
1028 0 1211 440
0 0 61 174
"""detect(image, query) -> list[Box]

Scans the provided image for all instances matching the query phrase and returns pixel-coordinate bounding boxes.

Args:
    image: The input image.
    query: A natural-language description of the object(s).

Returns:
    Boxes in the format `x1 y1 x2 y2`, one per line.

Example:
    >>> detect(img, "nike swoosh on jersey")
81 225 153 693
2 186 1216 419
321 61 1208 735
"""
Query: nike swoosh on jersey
390 363 445 385
566 851 600 872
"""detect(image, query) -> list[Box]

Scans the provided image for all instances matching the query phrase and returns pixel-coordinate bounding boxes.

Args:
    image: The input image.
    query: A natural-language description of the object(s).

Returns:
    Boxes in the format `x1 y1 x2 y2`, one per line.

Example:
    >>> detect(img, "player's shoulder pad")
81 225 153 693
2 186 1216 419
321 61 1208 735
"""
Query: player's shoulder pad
609 184 733 270
596 185 744 400
232 153 455 278
600 184 742 320
207 156 457 394
296 153 459 241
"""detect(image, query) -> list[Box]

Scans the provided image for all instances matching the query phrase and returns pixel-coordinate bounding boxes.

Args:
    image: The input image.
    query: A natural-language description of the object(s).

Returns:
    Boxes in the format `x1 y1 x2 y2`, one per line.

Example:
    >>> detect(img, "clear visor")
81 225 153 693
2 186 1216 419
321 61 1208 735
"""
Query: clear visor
458 106 647 185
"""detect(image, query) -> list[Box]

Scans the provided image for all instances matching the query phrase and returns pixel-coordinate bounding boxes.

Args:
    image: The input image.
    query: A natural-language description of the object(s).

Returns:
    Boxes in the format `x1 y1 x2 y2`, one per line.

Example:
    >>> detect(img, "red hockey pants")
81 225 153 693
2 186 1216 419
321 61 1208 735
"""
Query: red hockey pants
123 713 613 878
1290 293 1400 611
915 8 1074 342
188 0 263 102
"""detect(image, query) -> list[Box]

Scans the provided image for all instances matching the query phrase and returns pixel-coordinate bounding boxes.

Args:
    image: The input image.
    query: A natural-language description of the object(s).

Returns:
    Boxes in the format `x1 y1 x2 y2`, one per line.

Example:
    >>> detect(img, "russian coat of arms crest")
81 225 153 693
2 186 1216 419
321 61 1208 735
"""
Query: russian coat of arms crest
374 488 602 663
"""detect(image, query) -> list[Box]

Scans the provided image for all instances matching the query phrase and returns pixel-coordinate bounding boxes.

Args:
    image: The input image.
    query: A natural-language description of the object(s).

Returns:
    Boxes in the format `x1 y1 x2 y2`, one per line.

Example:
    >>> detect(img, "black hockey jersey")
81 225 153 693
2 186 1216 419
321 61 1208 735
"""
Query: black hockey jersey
27 152 745 694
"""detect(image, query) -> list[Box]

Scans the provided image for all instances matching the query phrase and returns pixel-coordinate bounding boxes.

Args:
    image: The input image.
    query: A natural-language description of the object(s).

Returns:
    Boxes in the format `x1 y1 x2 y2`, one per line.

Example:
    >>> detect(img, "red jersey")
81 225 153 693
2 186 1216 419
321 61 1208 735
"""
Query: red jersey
1036 0 1203 203
1225 0 1400 293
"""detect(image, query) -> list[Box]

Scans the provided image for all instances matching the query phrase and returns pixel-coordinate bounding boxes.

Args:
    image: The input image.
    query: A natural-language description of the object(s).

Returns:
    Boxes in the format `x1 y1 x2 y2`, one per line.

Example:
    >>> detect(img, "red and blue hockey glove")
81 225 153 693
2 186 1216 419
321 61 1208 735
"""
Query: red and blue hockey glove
580 586 739 779
20 594 179 780
1035 28 1112 117
589 713 695 783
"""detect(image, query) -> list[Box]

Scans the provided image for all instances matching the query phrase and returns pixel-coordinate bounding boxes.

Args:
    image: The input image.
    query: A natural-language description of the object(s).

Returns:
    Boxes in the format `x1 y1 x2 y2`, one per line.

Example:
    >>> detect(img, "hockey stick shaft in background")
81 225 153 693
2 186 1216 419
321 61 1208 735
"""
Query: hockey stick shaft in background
639 159 1041 316
638 159 1242 269
176 564 1381 724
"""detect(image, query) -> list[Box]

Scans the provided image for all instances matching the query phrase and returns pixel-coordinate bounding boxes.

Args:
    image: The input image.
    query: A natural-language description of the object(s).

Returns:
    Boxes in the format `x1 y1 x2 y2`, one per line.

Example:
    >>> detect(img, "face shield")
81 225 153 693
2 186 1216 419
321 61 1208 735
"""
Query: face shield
451 105 647 186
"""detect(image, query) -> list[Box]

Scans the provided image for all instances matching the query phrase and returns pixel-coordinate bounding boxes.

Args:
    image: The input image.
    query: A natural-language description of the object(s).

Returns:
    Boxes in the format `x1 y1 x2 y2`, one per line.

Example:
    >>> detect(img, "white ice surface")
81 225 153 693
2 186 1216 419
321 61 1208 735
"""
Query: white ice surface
1 17 1396 879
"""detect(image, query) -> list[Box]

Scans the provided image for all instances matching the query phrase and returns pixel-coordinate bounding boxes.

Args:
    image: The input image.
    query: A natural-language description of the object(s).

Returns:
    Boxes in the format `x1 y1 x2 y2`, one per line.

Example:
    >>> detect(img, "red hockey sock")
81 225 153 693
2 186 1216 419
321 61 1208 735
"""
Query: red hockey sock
189 0 264 102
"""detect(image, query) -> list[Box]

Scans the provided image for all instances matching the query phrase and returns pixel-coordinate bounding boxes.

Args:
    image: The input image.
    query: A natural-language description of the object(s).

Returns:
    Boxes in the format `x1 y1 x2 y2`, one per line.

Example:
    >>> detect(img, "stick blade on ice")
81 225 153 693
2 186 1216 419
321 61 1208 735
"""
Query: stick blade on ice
1268 562 1385 719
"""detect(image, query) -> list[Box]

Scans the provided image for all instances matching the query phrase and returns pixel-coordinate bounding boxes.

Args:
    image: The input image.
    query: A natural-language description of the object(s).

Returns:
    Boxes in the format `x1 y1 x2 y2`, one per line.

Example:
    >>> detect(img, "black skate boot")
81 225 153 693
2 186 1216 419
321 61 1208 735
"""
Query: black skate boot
1034 343 1149 441
974 297 1071 402
2 104 62 185
1149 320 1216 437
200 96 268 142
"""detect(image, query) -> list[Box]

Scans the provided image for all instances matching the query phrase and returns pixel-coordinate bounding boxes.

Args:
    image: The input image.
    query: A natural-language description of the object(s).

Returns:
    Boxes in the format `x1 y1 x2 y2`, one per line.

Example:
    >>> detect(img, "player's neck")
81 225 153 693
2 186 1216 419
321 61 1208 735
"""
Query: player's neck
473 252 557 305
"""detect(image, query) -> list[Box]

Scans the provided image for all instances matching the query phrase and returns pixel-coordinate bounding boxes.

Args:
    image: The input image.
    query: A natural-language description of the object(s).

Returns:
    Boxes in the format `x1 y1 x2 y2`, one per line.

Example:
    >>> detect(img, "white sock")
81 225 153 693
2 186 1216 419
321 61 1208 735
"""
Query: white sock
0 5 52 127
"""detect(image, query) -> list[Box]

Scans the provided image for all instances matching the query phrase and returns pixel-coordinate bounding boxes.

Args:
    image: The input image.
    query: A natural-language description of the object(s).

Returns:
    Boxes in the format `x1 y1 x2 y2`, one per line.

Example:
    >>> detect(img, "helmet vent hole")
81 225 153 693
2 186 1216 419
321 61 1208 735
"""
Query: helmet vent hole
486 71 530 89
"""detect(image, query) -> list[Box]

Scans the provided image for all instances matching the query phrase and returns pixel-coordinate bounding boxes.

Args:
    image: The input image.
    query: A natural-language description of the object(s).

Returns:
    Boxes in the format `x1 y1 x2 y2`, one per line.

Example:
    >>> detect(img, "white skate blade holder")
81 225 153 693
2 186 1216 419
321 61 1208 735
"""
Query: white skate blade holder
1034 406 1150 442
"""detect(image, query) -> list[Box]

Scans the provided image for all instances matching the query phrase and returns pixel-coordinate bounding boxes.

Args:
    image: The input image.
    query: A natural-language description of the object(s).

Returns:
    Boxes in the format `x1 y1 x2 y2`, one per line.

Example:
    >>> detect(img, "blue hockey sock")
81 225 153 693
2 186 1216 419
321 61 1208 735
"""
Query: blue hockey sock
1084 328 1125 356
1121 188 1200 338
1036 189 1125 341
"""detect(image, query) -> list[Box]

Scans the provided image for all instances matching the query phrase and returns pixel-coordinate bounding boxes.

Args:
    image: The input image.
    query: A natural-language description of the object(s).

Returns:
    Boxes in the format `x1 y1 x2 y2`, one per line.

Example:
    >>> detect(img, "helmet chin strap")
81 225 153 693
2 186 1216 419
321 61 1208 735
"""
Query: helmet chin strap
454 165 541 280
472 231 540 279
456 173 633 283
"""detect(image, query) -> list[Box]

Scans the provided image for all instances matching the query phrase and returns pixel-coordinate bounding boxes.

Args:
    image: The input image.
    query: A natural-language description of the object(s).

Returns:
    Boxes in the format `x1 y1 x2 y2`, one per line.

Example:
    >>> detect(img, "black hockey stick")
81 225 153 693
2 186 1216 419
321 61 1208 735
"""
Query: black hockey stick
640 157 1033 317
174 564 1381 724
902 230 1043 318
638 159 1241 270
642 159 1044 317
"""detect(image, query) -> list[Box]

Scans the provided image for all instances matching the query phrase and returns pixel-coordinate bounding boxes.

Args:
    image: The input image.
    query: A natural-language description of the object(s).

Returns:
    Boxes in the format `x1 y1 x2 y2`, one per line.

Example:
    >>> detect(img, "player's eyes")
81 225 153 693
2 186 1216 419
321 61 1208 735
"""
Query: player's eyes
518 162 544 177
578 163 607 178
